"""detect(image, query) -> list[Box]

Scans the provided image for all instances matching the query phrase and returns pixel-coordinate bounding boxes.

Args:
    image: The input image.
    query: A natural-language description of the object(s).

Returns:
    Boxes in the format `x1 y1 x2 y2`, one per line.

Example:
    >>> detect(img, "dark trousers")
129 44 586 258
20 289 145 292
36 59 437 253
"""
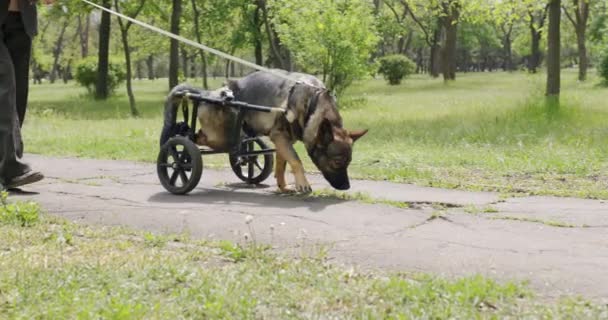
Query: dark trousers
0 12 32 184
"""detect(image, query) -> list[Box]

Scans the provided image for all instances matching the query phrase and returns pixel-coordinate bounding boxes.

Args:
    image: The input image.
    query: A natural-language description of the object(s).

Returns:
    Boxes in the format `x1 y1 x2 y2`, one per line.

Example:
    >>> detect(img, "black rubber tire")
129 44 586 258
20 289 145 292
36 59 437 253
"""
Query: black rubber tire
157 136 203 195
229 137 274 185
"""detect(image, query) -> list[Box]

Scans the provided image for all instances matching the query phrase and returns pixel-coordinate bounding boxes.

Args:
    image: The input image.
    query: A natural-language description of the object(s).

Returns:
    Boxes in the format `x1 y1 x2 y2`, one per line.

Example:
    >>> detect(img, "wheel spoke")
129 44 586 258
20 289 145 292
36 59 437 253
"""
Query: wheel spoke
248 161 255 179
169 170 179 186
159 163 173 168
254 159 263 171
179 170 189 185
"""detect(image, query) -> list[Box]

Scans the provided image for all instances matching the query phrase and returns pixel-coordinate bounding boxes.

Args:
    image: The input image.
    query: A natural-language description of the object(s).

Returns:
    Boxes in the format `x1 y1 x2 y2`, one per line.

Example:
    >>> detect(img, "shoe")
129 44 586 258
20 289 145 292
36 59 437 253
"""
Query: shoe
6 171 44 189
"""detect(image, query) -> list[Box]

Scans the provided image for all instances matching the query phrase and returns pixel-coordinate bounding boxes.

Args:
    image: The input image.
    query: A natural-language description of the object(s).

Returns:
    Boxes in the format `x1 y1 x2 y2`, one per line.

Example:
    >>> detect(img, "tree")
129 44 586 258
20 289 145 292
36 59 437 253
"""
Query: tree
546 0 561 105
115 0 147 117
169 0 182 89
77 14 90 58
261 0 292 70
95 0 112 100
385 0 443 77
49 18 69 83
491 0 523 71
269 0 379 95
563 0 591 81
527 4 548 73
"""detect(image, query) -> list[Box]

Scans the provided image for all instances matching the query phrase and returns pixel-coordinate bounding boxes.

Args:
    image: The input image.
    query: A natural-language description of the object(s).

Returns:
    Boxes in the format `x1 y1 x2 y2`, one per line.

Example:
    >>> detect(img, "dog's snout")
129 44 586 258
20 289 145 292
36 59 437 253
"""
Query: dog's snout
333 180 350 190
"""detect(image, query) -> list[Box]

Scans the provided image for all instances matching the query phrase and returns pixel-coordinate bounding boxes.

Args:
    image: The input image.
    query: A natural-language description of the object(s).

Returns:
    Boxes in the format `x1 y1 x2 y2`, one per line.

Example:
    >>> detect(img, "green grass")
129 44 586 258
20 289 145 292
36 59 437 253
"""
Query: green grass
1 195 606 318
24 70 608 198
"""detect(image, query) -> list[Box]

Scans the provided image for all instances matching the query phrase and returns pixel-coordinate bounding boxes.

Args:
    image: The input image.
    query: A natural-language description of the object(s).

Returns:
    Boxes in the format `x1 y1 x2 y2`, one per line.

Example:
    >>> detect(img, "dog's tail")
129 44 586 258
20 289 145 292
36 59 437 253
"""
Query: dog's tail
160 84 200 147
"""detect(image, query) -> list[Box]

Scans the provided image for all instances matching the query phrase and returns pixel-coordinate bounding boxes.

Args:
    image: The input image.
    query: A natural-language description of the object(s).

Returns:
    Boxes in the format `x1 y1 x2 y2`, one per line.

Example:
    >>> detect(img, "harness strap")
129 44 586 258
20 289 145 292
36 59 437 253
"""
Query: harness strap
304 90 322 128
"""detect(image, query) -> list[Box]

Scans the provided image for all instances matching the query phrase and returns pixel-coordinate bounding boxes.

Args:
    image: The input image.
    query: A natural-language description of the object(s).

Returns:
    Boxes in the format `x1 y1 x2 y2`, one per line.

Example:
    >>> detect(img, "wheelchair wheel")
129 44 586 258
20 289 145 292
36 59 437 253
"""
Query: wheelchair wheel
157 136 203 195
229 137 274 185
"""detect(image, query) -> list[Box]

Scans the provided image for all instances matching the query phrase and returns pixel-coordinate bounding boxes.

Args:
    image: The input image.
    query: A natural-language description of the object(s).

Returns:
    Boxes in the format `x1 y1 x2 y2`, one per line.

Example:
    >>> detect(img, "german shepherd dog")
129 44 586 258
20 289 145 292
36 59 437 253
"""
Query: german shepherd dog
161 70 367 192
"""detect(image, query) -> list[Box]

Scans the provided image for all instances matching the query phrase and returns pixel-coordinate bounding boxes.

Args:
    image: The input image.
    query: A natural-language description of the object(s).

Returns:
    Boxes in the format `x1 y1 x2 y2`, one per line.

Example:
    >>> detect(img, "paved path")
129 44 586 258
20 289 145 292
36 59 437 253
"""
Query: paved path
12 155 608 301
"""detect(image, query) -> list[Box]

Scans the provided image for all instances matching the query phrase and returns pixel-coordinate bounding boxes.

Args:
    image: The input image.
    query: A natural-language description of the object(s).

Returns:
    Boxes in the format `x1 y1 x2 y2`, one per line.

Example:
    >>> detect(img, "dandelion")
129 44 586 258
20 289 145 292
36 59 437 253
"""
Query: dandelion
245 215 254 224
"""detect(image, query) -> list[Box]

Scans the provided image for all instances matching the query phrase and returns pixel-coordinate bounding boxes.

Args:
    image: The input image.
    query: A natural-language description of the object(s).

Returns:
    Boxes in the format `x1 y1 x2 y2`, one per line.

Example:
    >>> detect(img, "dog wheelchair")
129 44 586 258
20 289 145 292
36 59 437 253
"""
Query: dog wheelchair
157 89 281 195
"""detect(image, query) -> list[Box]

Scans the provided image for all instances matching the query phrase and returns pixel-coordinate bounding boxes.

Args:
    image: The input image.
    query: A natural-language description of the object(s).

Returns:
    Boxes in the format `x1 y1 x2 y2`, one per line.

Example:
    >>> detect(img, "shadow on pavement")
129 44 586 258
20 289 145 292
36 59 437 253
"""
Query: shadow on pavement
148 187 347 213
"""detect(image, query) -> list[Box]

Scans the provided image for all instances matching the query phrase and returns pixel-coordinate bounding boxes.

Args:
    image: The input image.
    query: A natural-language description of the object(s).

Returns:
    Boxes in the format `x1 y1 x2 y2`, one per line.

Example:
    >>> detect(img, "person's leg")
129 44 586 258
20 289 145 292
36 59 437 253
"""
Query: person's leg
5 12 30 128
0 21 31 185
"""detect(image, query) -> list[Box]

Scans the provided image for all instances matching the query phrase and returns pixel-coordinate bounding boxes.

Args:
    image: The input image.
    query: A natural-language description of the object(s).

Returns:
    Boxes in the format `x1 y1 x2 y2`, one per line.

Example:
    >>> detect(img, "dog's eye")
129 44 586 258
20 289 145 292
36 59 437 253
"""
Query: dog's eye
331 157 347 168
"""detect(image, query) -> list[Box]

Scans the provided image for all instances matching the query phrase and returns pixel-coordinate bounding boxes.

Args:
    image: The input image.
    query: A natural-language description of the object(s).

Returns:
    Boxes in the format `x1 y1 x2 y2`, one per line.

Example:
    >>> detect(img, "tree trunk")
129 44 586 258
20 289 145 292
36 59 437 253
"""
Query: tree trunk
78 14 90 58
181 46 188 81
147 55 155 80
190 0 208 89
169 0 182 89
62 62 71 84
440 1 459 81
501 24 514 71
115 0 146 116
429 25 442 78
577 29 587 81
136 60 143 79
253 1 264 66
442 23 458 80
225 47 236 79
546 0 561 105
565 0 589 81
261 0 290 70
529 29 541 73
527 9 547 74
50 20 68 84
119 25 139 116
95 0 111 100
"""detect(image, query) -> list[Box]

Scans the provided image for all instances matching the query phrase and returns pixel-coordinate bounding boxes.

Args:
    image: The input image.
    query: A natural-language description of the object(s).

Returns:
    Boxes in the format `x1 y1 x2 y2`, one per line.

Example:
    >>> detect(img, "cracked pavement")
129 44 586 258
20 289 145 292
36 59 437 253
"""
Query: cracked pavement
11 155 608 301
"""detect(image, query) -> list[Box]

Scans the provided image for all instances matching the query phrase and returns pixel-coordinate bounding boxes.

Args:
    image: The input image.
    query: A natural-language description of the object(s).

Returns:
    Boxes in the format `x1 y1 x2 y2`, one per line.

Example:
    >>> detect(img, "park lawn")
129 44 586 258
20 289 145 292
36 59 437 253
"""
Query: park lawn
24 70 608 199
1 194 606 318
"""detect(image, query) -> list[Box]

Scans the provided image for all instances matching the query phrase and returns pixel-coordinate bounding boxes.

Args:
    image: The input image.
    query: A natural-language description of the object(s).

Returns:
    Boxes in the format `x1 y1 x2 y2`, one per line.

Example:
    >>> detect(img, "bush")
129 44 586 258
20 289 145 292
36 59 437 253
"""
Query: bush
599 50 608 86
75 57 126 95
378 55 416 85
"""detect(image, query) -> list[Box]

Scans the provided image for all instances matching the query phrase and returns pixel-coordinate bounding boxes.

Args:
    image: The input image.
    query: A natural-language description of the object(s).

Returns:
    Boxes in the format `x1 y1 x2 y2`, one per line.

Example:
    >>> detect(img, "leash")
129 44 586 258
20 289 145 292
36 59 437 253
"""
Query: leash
79 0 311 86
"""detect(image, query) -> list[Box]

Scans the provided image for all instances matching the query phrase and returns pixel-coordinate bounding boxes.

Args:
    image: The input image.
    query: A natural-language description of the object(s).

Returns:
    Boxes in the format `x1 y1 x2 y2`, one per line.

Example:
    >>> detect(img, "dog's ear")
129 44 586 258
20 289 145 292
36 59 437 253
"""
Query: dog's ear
318 118 334 145
349 129 368 143
224 79 240 93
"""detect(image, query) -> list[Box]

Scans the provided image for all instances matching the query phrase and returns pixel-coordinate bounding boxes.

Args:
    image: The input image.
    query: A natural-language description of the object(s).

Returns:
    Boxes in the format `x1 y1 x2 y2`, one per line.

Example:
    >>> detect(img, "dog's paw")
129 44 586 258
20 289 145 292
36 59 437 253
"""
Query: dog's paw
277 185 295 193
295 182 312 194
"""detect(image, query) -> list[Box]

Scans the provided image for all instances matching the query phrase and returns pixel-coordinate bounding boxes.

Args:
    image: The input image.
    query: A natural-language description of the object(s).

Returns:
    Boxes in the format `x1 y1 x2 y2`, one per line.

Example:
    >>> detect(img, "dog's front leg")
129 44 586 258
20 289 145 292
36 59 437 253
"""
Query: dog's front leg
271 134 312 193
275 152 288 192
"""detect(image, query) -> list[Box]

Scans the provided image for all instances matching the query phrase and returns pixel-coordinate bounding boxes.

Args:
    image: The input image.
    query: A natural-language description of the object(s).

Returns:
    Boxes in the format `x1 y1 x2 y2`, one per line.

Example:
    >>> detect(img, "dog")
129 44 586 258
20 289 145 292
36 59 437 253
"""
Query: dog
161 70 367 192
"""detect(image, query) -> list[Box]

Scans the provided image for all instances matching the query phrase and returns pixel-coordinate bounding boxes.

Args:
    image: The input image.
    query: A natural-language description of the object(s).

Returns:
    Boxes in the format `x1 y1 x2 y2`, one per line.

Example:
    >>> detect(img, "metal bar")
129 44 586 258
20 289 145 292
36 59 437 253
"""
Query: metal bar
179 92 285 114
235 149 276 157
190 101 200 141
199 149 228 155
230 110 247 153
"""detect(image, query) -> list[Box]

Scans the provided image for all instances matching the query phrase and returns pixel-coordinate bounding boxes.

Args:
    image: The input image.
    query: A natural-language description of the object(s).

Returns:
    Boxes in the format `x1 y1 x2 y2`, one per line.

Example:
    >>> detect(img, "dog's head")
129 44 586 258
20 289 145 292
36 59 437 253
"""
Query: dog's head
306 93 368 191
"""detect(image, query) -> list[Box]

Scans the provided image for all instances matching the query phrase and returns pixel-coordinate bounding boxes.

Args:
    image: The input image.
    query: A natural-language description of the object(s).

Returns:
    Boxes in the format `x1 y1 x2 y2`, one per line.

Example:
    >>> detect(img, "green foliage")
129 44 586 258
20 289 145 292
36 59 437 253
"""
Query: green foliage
0 192 41 227
599 49 608 86
74 57 127 96
269 0 379 95
378 54 416 85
